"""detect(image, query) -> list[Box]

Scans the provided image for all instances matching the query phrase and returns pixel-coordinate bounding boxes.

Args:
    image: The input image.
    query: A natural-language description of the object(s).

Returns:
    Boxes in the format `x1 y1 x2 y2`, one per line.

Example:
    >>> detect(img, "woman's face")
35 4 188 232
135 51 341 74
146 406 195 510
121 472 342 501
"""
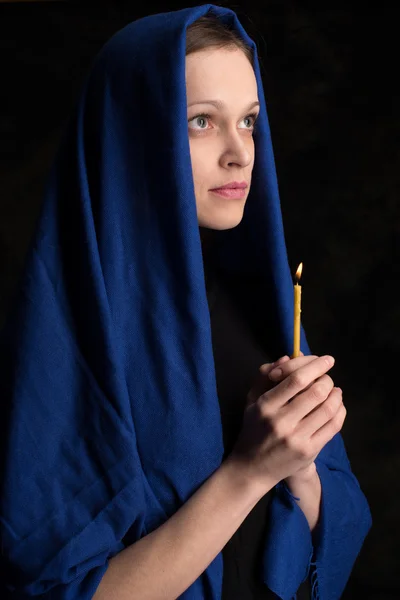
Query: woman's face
185 47 259 231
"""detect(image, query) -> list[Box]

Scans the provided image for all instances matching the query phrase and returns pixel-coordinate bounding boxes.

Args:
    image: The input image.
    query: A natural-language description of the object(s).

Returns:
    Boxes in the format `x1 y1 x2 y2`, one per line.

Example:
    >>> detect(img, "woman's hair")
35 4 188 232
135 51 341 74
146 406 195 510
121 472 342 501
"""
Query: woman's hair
186 14 253 65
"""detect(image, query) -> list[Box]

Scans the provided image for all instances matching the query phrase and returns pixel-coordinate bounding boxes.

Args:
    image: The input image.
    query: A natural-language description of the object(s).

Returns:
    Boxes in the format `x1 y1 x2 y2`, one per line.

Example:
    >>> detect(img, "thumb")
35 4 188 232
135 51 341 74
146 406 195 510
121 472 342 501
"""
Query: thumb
259 350 304 372
259 354 292 374
245 355 291 410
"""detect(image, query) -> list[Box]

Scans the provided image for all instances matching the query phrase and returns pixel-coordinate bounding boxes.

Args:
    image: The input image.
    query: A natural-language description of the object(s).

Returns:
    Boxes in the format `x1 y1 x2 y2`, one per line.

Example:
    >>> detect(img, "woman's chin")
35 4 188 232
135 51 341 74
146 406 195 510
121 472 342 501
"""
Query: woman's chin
198 203 246 231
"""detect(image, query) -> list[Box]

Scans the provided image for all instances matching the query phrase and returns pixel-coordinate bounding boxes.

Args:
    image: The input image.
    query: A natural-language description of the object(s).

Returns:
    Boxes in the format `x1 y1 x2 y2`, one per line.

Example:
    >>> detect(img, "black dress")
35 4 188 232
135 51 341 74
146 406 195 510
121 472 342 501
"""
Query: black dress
205 261 311 600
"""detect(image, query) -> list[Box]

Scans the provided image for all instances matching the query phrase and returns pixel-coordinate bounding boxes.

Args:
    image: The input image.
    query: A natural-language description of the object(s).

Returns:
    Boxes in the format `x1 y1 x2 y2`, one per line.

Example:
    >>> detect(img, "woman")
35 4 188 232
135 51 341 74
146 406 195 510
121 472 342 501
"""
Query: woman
0 5 371 599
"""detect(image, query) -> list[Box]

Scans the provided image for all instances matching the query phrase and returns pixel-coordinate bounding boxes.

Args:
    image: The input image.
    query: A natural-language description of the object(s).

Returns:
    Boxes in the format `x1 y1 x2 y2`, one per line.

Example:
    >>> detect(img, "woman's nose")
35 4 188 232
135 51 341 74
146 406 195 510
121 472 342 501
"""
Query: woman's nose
220 132 252 168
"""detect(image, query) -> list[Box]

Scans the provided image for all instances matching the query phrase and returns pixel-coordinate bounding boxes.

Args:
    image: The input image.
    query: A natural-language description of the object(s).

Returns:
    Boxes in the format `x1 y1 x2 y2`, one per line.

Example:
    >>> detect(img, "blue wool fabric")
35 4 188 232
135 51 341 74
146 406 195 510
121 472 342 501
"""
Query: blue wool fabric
0 4 372 599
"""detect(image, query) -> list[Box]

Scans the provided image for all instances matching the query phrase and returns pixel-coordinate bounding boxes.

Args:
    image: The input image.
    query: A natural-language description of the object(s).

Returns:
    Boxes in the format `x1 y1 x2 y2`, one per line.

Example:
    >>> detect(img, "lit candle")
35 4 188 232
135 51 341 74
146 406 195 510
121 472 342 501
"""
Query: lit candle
291 262 303 358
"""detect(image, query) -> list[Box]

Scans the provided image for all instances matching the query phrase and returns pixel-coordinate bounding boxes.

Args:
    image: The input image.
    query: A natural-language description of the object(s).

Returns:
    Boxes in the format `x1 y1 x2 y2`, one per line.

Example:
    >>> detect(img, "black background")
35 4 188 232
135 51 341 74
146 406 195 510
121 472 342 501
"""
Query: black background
1 1 399 597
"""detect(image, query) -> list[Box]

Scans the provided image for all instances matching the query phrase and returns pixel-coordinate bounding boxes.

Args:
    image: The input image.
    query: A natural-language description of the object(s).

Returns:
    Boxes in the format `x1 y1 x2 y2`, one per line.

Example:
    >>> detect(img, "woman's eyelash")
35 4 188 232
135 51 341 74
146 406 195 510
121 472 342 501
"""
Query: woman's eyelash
246 112 259 130
246 112 259 124
188 112 259 129
188 113 212 124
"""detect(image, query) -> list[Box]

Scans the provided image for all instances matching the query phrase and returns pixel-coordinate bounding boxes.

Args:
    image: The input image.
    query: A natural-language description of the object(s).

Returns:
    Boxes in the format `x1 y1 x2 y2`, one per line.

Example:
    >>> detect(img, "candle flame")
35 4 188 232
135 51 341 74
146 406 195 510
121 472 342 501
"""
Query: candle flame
295 262 303 282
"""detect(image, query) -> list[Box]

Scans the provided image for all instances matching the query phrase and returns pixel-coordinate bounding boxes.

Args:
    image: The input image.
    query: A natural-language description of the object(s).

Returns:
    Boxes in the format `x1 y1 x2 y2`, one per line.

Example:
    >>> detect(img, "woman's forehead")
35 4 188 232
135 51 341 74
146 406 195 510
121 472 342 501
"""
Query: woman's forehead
185 49 258 105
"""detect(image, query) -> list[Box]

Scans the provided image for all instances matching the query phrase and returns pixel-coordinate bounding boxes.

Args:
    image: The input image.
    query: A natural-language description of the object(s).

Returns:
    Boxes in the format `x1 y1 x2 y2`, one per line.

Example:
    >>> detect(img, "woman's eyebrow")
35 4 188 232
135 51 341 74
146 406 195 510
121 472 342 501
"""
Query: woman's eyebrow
187 99 260 110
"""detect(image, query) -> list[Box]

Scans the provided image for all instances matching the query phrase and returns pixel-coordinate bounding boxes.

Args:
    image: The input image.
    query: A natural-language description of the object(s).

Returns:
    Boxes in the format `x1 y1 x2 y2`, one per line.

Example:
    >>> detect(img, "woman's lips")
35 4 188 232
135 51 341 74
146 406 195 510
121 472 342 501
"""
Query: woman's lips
209 188 247 199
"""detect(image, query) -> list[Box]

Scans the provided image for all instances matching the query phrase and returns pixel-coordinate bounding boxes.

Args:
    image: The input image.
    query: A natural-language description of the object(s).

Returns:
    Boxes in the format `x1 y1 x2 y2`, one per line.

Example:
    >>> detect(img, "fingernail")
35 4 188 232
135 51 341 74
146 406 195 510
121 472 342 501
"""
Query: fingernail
269 367 282 380
324 356 335 366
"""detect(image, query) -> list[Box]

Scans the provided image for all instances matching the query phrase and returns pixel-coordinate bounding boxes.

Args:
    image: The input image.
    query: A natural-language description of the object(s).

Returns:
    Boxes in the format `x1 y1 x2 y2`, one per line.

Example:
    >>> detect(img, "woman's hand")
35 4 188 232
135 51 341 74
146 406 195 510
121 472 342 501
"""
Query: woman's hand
247 352 319 482
264 352 315 481
227 352 346 494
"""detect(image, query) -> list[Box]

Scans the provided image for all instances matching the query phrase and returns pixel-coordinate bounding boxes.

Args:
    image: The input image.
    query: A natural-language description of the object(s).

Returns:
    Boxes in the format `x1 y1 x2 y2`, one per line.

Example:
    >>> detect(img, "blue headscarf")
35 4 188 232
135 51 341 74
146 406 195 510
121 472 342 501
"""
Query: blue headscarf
0 4 371 599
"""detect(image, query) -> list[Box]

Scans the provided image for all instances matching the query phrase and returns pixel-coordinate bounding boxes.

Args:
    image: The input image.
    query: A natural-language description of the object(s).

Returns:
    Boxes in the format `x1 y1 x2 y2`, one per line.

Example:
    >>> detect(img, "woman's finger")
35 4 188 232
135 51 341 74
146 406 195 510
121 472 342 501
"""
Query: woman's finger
263 355 335 409
299 386 343 435
260 350 307 374
259 355 290 374
250 356 292 409
305 391 346 445
268 354 331 382
281 373 334 422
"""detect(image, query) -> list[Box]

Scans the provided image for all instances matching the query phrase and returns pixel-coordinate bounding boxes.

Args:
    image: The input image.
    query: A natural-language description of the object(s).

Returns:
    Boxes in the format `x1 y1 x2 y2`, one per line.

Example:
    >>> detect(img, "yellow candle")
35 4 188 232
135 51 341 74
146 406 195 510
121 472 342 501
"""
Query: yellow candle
291 262 303 358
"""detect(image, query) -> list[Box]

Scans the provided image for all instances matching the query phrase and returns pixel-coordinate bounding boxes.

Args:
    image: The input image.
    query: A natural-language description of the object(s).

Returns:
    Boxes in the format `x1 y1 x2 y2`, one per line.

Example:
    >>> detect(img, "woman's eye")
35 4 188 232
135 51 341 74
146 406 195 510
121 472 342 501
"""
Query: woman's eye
188 113 258 131
188 114 210 130
239 114 258 130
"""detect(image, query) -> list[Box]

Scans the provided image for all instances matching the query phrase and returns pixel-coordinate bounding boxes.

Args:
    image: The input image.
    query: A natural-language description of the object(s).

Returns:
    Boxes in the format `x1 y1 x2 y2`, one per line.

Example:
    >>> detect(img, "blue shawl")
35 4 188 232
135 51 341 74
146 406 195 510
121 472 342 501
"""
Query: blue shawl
0 4 372 599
